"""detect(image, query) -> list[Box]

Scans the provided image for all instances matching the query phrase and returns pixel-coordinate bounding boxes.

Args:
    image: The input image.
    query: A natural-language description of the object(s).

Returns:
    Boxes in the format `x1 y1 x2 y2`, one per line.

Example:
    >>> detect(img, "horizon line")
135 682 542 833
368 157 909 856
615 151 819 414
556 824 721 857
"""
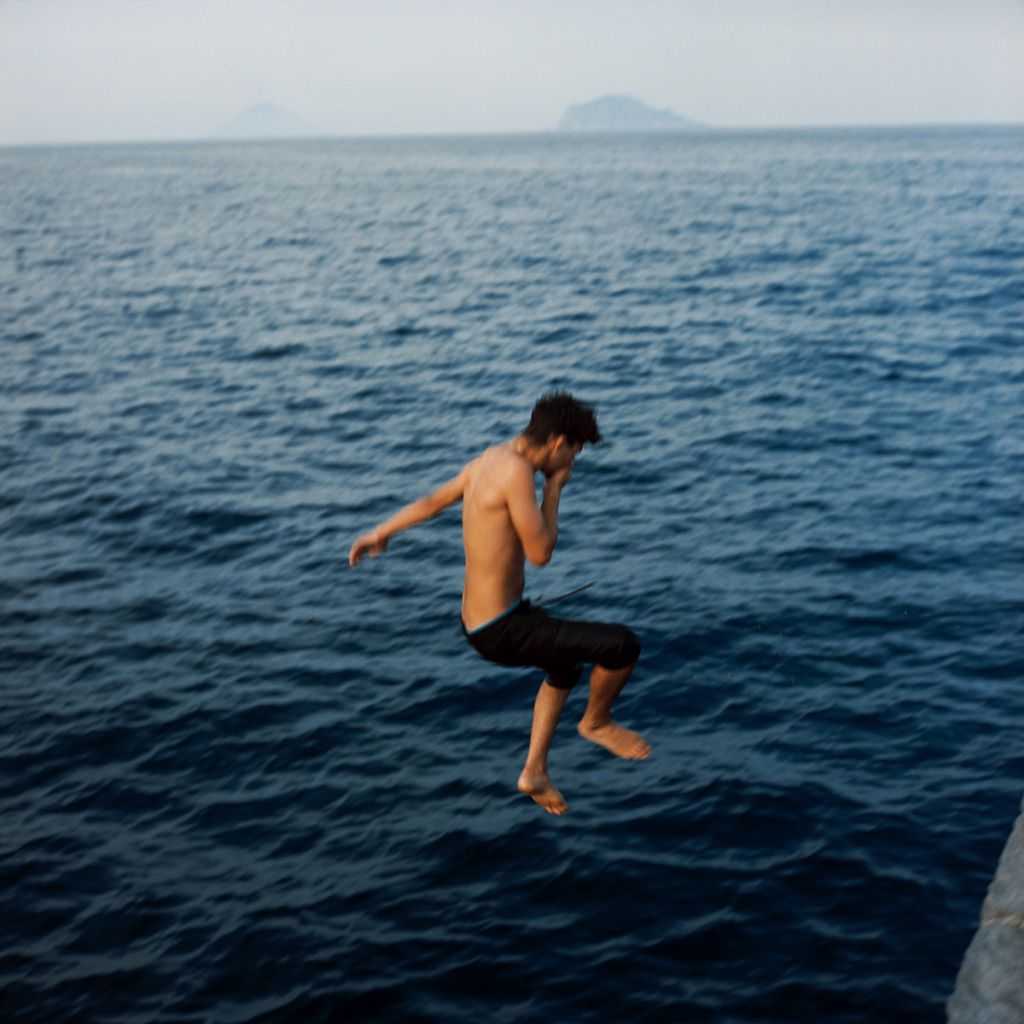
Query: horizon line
2 119 1022 150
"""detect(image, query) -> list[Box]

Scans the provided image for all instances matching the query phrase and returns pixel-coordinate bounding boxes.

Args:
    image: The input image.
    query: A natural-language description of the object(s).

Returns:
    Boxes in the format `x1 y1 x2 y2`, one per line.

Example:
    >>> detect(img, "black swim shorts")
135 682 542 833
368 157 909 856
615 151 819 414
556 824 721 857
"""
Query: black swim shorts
461 599 641 690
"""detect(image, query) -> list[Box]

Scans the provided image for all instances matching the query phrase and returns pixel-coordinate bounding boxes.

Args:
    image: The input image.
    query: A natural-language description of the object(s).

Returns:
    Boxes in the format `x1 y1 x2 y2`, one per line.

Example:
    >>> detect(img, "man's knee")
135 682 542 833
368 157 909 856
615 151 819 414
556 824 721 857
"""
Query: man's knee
603 626 641 670
621 627 642 666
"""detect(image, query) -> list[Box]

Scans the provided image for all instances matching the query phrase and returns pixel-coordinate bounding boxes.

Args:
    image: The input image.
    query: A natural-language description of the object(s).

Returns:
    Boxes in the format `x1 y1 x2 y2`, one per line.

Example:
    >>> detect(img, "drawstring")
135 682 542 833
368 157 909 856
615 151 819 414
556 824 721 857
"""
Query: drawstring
536 581 596 608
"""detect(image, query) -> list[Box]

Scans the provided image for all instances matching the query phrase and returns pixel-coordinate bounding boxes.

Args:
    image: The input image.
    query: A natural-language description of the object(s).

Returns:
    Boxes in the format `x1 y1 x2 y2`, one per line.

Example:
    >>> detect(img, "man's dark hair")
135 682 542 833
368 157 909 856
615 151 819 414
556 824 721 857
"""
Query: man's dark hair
523 391 602 447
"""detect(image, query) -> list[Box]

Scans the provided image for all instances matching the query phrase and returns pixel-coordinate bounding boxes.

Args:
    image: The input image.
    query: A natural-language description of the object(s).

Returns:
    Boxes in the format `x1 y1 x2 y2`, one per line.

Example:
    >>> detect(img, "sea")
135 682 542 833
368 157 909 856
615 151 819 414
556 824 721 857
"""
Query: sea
2 125 1022 1023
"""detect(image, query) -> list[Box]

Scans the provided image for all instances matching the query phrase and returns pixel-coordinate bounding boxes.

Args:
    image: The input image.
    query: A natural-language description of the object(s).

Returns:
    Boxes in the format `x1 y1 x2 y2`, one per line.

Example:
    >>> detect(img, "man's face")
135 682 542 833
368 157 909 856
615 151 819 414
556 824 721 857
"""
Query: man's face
544 437 582 476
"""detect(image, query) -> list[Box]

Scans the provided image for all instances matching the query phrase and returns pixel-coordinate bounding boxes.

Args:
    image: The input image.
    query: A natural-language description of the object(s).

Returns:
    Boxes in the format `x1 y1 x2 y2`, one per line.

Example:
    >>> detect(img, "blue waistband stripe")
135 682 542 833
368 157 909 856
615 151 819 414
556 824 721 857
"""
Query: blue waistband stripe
462 598 525 636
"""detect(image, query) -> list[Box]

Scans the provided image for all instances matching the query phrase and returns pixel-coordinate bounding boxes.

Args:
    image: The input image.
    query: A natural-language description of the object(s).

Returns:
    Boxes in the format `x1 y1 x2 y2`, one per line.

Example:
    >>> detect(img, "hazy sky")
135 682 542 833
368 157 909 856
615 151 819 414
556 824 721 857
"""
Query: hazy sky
2 0 1022 144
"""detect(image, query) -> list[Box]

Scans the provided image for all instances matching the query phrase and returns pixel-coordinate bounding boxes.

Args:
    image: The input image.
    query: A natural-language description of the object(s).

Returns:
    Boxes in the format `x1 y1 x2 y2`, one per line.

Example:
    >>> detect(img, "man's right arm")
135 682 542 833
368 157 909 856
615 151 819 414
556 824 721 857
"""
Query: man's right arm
506 461 564 566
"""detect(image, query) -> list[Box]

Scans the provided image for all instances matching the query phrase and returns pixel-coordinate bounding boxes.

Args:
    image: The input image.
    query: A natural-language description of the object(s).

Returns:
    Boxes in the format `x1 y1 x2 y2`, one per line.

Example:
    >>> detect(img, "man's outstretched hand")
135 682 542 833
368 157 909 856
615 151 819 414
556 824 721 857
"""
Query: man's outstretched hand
349 531 388 567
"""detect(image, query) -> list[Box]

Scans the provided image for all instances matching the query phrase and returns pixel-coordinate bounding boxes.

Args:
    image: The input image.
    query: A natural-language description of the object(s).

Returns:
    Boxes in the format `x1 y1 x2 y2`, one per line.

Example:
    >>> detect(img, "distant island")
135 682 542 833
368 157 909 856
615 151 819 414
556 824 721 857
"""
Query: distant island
212 103 318 140
558 95 703 133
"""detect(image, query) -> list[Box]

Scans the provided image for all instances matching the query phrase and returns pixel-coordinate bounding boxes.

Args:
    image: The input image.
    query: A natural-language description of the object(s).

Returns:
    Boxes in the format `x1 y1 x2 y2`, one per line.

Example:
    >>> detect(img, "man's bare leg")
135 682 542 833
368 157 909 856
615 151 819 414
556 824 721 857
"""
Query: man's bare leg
577 661 651 759
517 680 570 814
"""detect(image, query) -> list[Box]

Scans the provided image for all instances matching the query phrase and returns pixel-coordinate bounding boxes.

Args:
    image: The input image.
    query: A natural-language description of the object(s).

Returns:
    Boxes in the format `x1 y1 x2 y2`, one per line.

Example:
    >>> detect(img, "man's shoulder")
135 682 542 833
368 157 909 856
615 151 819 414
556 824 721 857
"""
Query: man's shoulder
482 444 531 478
468 444 531 495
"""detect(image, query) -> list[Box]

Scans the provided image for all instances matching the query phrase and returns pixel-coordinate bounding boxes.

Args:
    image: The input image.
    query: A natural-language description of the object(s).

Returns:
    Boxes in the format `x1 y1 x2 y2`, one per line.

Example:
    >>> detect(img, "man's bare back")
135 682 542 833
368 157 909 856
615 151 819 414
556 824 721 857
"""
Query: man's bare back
460 441 571 630
349 392 649 814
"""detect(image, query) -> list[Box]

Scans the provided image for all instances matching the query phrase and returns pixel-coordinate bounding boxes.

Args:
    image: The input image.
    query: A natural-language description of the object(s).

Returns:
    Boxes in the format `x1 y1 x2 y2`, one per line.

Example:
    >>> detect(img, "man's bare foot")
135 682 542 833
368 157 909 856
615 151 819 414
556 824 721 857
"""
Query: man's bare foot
577 720 651 760
517 769 569 815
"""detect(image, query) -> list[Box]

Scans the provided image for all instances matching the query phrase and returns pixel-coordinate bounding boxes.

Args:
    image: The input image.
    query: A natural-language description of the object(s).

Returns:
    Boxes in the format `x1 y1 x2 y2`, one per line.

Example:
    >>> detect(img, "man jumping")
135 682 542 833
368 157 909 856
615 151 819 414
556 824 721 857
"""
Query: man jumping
349 391 649 815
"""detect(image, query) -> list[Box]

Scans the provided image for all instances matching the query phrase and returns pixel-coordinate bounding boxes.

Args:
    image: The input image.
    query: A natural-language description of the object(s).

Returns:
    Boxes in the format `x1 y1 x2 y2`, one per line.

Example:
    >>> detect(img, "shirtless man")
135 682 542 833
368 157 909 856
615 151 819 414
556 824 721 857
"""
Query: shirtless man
349 391 649 815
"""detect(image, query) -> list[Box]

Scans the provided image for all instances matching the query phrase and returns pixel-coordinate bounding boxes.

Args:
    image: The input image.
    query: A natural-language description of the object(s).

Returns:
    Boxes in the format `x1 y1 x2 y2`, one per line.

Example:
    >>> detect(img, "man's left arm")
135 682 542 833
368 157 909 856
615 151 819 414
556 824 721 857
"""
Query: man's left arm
348 463 469 567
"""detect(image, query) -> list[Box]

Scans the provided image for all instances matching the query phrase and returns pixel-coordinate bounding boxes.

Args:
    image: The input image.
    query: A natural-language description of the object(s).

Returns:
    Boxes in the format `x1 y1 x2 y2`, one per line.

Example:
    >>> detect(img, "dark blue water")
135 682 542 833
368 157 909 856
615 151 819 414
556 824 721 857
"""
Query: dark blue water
2 126 1022 1023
